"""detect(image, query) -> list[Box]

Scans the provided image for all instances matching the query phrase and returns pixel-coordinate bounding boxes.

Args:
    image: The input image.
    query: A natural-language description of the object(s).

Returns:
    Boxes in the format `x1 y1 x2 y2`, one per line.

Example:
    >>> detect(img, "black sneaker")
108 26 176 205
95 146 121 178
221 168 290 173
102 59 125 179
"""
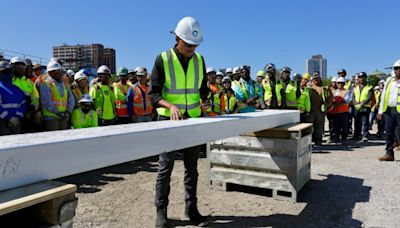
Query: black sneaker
155 208 169 228
184 207 208 227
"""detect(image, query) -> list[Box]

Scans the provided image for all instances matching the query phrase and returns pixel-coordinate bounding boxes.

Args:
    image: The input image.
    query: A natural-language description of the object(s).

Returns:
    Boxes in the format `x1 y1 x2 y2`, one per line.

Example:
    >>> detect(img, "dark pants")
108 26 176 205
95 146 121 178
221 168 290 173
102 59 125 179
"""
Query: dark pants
154 115 201 209
116 117 130 125
326 113 335 139
354 108 371 138
348 106 354 134
99 118 115 126
45 118 69 131
384 108 400 156
300 113 308 123
333 113 348 141
369 110 378 129
307 111 325 144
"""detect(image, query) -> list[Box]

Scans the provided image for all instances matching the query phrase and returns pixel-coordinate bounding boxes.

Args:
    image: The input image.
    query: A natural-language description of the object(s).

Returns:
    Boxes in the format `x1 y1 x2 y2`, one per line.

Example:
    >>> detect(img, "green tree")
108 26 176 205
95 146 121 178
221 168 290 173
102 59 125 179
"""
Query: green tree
367 75 379 87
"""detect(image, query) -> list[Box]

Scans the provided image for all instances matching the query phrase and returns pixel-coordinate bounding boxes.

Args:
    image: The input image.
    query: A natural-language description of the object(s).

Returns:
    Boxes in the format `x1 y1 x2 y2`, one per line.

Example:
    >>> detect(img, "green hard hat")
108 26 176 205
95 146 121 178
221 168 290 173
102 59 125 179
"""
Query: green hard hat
117 67 129 76
256 70 266 77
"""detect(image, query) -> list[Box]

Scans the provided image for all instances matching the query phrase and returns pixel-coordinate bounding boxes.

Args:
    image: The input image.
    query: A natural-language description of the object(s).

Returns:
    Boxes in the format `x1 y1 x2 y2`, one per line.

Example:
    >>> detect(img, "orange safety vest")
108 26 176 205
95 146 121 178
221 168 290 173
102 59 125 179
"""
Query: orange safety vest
115 83 129 117
132 83 153 116
330 89 349 113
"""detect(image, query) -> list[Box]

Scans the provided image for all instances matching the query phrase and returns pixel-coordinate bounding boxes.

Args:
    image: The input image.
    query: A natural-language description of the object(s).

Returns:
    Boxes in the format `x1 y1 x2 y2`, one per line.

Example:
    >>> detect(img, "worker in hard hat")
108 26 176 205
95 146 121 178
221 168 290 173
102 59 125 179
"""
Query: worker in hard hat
280 66 300 110
330 77 351 143
32 63 43 83
126 66 153 123
377 59 400 161
71 94 98 129
214 76 238 114
65 69 75 89
215 71 223 89
233 64 257 113
24 59 35 83
327 76 339 141
308 71 330 146
203 67 220 116
89 65 116 126
337 69 352 89
230 66 241 93
113 67 130 124
254 70 266 109
11 56 39 133
71 71 89 107
369 85 382 136
0 61 26 135
352 72 373 142
127 68 137 86
40 61 75 131
150 16 209 227
297 73 311 122
262 63 284 109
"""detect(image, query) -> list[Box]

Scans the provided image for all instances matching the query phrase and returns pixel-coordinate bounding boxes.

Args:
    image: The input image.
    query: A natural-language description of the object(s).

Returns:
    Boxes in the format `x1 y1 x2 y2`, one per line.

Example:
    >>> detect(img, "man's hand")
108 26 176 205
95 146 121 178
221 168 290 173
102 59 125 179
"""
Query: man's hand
170 104 183 120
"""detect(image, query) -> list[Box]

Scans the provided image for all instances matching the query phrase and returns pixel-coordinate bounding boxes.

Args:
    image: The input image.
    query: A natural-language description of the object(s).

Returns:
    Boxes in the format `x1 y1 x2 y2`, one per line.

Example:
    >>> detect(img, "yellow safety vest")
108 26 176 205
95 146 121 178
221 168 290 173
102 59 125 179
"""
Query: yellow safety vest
285 81 298 108
262 79 283 107
213 92 238 114
71 108 98 129
42 79 68 118
89 84 116 120
297 87 311 113
382 78 400 113
157 49 204 118
354 84 373 110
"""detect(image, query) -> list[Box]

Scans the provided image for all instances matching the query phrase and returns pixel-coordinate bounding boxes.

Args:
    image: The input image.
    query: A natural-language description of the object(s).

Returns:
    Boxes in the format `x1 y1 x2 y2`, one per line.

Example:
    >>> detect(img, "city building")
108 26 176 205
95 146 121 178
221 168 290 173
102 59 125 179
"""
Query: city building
306 54 327 79
104 48 116 74
52 43 116 73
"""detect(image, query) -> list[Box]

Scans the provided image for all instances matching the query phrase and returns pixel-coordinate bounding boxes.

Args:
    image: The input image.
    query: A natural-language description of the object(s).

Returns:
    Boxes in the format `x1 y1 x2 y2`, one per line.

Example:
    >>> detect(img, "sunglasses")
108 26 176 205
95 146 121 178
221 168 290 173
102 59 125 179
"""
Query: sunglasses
394 67 400 71
185 43 198 48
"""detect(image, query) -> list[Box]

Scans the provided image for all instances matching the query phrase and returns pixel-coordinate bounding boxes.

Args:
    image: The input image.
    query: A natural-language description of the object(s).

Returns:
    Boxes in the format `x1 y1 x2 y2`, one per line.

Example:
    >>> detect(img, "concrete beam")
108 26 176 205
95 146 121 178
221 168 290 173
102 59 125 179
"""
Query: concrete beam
0 110 299 191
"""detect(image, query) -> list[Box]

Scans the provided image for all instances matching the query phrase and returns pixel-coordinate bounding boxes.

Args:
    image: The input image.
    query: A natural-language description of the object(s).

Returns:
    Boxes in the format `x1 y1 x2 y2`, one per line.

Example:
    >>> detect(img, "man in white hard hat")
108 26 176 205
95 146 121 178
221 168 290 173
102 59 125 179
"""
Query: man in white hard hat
150 16 209 227
40 61 75 131
215 71 224 89
71 71 89 107
71 94 98 129
225 67 233 78
377 59 400 161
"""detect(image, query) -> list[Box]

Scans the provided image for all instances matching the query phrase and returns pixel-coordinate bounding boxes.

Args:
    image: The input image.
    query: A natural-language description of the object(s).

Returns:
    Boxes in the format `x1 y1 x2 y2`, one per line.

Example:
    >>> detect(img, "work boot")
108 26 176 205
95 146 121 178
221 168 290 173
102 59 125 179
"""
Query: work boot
155 208 169 228
184 207 208 227
362 137 368 142
379 154 395 161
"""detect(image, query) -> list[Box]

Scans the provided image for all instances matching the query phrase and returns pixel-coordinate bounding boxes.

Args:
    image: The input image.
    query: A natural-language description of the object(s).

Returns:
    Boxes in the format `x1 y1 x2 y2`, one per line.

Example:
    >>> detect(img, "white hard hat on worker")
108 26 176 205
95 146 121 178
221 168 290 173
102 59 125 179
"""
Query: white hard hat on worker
173 17 203 45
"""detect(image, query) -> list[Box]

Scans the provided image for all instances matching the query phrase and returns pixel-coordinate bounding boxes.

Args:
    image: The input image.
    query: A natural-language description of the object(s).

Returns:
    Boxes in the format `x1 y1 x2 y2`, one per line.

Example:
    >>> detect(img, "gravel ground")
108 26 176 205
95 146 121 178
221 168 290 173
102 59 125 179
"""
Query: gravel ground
59 126 400 228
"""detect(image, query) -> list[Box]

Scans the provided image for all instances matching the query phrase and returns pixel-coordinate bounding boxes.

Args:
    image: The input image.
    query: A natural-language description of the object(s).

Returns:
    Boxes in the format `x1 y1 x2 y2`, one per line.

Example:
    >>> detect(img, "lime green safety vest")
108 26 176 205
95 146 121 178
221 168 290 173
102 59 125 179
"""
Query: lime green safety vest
344 80 351 90
285 81 298 108
354 84 373 110
213 92 237 114
297 87 311 113
42 80 68 118
89 84 116 120
262 79 283 107
13 75 39 110
382 78 400 113
372 90 381 112
71 108 98 129
157 49 204 118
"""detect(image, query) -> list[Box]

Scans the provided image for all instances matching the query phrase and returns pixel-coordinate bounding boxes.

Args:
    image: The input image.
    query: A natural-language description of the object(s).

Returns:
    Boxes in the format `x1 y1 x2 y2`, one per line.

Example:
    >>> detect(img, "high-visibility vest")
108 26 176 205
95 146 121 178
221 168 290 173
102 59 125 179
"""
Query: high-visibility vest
132 83 153 116
89 83 116 120
42 79 68 118
297 87 311 113
71 83 87 101
382 78 400 113
114 82 129 117
206 83 221 115
237 78 256 109
354 84 373 110
214 91 238 114
331 89 349 113
157 49 204 118
71 108 98 129
344 80 351 90
13 75 39 110
372 90 381 112
284 81 298 108
262 79 283 107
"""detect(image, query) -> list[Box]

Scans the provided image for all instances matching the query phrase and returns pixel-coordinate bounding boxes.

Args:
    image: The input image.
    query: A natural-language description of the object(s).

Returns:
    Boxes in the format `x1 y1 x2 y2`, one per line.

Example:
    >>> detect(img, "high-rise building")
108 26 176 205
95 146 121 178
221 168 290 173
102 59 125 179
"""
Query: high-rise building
53 43 115 72
306 54 327 79
104 48 116 73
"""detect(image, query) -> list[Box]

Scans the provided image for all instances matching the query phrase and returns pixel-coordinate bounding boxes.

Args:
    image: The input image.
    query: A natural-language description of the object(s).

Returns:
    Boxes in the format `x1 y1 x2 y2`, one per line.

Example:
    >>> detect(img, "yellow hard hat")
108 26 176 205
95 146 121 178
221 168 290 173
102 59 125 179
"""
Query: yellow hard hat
256 70 266 77
303 73 311 80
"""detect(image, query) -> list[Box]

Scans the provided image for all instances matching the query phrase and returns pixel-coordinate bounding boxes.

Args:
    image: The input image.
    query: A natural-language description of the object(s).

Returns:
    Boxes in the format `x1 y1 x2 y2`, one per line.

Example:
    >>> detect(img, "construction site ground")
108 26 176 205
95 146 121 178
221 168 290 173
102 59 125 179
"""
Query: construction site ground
60 124 400 228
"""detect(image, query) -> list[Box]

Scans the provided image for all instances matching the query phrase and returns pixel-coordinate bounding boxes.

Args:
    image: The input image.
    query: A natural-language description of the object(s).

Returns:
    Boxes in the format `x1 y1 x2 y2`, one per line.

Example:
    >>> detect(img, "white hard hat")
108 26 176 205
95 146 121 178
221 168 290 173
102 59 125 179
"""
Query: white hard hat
374 86 380 90
47 61 62 72
78 94 93 103
216 71 224 77
378 79 385 84
391 70 395 77
331 77 338 82
74 71 88 81
173 17 203 45
66 69 75 77
135 66 147 76
337 77 346 83
232 67 241 74
206 67 216 74
225 68 233 74
393 59 400 68
10 56 26 65
222 76 231 83
97 65 111 74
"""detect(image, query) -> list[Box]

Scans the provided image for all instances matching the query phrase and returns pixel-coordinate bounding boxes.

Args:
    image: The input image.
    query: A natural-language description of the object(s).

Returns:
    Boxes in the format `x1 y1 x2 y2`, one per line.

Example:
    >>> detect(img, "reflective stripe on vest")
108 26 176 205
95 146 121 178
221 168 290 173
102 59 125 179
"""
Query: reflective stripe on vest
382 78 400 113
157 49 203 118
42 80 68 118
132 83 153 116
285 81 297 108
79 108 94 125
262 79 283 107
297 87 310 113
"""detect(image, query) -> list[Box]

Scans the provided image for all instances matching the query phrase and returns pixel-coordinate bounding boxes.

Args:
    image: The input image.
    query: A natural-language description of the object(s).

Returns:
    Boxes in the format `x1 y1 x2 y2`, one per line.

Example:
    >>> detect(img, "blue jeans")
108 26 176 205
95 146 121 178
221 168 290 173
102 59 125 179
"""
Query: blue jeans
354 108 371 138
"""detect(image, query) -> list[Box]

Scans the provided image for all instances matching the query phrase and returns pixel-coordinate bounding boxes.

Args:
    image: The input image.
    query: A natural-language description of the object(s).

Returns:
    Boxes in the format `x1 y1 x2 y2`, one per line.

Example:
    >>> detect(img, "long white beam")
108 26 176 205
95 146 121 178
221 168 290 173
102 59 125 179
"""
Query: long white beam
0 110 299 191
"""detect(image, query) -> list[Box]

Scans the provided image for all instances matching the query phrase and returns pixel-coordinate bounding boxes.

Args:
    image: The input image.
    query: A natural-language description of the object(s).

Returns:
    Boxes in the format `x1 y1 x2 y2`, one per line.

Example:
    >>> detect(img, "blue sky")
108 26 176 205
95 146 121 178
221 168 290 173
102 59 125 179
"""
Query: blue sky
1 0 398 78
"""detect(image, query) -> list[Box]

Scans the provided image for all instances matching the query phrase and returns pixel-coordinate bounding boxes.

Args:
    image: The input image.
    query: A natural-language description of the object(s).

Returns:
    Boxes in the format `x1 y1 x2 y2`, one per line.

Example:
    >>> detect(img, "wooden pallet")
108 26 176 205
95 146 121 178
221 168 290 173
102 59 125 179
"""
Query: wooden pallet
241 123 313 139
0 181 77 226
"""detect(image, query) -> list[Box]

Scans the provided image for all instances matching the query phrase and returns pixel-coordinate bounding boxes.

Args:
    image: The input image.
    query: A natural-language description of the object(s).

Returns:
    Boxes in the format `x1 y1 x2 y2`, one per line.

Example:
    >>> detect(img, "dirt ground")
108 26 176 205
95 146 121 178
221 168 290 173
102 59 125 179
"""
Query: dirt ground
59 126 400 228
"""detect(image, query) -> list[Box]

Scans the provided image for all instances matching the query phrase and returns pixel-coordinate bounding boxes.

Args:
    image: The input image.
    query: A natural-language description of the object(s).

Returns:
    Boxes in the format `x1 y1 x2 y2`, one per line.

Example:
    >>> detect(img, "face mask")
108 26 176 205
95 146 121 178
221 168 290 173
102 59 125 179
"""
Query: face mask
81 104 92 113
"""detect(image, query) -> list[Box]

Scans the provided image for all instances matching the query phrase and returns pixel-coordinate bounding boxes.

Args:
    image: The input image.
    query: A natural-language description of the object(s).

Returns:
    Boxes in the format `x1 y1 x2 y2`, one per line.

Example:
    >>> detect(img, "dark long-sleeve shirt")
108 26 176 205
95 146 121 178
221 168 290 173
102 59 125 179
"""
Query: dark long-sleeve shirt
150 46 209 117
